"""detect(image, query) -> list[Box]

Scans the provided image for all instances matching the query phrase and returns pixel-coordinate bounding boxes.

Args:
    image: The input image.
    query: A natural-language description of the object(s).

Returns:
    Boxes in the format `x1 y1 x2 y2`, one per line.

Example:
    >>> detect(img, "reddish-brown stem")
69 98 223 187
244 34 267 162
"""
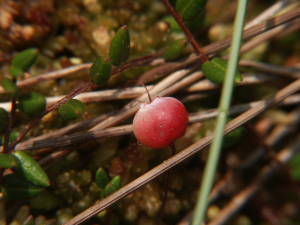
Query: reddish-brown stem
124 80 152 103
7 81 95 151
157 142 176 224
7 50 165 151
112 49 165 75
160 0 209 63
1 78 18 185
3 77 17 154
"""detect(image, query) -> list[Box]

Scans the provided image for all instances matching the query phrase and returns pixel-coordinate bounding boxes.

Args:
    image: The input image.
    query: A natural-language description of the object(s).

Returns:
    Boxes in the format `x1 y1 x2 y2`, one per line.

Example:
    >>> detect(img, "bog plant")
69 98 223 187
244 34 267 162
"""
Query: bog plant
95 168 122 199
0 0 251 223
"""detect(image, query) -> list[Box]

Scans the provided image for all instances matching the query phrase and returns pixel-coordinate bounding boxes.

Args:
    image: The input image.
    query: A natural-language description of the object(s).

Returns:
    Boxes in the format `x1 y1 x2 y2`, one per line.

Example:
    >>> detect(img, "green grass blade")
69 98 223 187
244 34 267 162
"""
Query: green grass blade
191 1 248 224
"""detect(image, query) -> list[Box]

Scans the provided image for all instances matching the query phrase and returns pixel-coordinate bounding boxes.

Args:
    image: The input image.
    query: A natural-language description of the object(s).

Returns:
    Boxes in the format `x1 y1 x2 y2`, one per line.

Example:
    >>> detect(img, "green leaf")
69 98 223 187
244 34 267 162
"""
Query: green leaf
9 67 24 79
12 151 50 187
2 78 19 97
222 117 244 148
95 167 109 188
17 92 46 117
9 131 19 142
176 0 207 21
109 25 130 66
163 38 189 61
183 9 205 32
291 166 300 181
0 153 20 169
289 152 300 168
90 56 112 86
10 48 39 77
163 9 205 33
202 57 243 85
101 183 118 199
0 132 19 145
110 175 122 190
2 173 44 200
30 191 62 211
0 108 9 132
58 99 84 120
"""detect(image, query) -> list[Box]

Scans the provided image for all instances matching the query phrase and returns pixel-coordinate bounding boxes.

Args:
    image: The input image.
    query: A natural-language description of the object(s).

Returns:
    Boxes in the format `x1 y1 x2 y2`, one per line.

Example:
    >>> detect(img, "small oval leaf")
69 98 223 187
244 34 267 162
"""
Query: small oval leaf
95 167 109 188
30 191 62 211
17 92 46 117
109 25 130 66
12 151 50 187
101 183 118 199
0 153 20 169
176 0 207 21
2 78 19 97
163 10 205 33
9 66 24 79
90 56 112 86
2 173 44 200
202 57 243 85
163 38 189 61
0 132 20 145
222 117 244 148
0 108 9 132
110 175 122 190
58 99 84 120
11 48 39 76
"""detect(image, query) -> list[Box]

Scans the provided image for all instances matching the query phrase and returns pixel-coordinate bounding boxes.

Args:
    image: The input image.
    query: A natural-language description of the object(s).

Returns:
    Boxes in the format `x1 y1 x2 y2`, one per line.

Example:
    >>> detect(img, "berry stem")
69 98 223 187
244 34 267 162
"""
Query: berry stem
124 79 152 103
157 142 176 224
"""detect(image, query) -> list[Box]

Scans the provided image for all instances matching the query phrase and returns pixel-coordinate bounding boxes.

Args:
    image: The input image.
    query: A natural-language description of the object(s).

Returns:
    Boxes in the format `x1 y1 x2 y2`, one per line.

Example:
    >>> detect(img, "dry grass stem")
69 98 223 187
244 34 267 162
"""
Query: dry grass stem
12 94 300 152
244 0 294 29
0 64 91 94
239 59 300 78
0 73 280 112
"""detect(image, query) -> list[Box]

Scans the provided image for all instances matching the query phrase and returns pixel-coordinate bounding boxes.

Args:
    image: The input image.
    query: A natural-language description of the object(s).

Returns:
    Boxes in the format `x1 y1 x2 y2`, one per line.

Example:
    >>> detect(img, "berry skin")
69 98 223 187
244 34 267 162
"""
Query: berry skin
133 97 189 149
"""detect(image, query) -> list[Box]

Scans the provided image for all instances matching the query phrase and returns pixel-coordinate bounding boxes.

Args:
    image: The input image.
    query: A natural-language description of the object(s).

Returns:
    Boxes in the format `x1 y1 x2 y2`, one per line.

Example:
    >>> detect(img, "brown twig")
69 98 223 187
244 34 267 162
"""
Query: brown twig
244 0 293 29
7 92 300 152
160 0 208 62
63 76 300 225
238 59 300 79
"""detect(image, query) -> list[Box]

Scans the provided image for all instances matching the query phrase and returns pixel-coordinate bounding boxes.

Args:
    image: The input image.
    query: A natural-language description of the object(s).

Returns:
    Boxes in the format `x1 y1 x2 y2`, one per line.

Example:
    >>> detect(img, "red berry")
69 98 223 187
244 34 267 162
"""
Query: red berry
133 96 189 149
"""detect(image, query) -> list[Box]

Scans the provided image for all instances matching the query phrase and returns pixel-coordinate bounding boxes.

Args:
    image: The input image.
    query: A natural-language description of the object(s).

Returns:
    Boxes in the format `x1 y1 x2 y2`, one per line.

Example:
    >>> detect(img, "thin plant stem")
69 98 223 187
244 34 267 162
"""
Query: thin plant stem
1 78 18 185
6 50 166 151
192 1 248 225
160 0 208 62
157 142 176 224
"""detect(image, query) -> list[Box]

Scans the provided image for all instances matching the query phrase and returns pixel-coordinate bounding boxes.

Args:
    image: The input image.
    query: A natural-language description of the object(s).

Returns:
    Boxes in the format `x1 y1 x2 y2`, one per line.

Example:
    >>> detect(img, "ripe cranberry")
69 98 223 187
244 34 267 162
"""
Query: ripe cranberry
133 96 189 149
